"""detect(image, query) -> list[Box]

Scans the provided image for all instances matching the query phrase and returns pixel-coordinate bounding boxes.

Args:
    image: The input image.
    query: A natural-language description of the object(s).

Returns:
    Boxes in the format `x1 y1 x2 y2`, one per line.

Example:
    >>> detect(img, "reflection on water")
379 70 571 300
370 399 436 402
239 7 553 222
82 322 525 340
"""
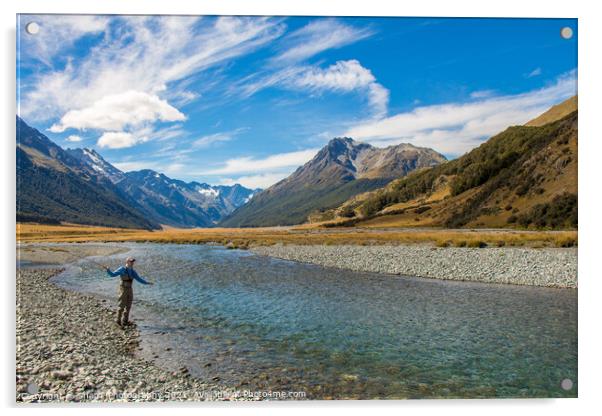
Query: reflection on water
52 243 577 399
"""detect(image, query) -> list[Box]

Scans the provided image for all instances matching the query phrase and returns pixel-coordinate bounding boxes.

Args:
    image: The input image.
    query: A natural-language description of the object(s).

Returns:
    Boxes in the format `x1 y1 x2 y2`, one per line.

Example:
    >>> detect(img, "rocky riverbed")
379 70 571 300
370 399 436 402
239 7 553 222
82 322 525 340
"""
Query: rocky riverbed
251 245 577 288
16 268 253 403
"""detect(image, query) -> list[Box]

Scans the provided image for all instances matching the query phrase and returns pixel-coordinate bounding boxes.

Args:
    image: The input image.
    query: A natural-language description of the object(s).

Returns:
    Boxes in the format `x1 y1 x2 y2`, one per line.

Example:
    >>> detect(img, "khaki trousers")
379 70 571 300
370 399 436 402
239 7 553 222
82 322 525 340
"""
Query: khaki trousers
117 284 133 324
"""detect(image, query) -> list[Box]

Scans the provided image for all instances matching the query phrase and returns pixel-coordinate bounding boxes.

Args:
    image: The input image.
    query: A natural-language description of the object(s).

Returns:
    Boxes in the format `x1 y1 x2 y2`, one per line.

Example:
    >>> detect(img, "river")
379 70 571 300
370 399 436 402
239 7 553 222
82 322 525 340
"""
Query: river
50 242 577 399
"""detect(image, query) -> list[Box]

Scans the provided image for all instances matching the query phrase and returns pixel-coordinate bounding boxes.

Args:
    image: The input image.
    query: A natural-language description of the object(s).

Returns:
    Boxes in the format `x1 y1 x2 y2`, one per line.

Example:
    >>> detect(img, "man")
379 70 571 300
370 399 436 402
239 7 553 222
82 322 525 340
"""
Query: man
106 257 153 327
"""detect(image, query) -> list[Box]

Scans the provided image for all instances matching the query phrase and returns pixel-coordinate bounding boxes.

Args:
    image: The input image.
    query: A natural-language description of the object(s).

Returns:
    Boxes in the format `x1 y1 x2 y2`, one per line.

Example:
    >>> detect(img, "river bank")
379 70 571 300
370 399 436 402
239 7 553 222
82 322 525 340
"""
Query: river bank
251 244 578 288
16 244 577 400
16 268 254 402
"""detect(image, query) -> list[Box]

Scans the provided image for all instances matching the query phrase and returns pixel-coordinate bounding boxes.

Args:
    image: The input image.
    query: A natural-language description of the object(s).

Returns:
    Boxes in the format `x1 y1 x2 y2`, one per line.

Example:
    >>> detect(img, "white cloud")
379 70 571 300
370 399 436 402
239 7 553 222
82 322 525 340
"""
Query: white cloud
219 173 288 189
203 148 319 175
344 70 577 156
65 134 83 142
49 91 185 133
97 132 140 149
470 89 496 99
193 128 247 149
236 60 389 117
21 16 286 122
294 60 374 91
527 67 542 78
163 163 187 175
20 15 109 66
292 60 388 117
272 19 372 64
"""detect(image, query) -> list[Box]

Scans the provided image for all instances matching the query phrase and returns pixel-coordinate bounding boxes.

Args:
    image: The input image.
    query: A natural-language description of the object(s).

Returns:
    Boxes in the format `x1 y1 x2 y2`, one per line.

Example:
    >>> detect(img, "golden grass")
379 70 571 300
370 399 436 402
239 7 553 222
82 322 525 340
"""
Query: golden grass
17 223 577 248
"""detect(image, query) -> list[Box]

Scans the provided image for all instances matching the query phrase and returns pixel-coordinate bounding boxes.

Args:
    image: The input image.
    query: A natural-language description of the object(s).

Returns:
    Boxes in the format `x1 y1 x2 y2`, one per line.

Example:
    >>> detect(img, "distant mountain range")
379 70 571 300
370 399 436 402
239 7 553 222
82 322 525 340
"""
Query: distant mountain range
220 137 447 227
16 117 259 229
17 96 577 231
317 96 578 230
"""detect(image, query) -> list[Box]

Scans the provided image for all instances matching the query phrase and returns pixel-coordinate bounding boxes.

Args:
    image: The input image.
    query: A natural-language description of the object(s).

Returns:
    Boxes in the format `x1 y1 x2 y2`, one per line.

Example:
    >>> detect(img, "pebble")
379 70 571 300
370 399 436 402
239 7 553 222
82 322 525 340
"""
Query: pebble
251 245 577 288
16 269 249 403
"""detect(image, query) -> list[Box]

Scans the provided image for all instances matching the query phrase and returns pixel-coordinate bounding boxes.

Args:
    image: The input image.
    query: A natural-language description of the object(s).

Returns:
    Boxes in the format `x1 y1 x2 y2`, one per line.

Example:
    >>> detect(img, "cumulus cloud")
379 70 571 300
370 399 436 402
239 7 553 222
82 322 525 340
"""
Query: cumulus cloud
344 70 576 157
49 91 185 133
271 19 372 64
97 132 140 149
203 149 319 175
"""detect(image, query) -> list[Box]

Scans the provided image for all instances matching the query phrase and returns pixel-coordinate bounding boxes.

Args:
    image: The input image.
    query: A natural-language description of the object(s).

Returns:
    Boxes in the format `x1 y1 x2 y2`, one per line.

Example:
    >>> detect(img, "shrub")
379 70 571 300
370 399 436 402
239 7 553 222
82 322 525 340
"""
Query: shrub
339 205 356 218
555 236 577 247
467 240 487 248
516 193 577 229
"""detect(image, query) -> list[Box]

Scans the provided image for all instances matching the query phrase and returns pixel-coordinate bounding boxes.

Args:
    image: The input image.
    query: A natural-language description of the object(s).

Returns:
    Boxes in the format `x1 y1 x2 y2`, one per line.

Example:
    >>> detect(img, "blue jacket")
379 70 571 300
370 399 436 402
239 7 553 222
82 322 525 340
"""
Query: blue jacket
106 266 150 285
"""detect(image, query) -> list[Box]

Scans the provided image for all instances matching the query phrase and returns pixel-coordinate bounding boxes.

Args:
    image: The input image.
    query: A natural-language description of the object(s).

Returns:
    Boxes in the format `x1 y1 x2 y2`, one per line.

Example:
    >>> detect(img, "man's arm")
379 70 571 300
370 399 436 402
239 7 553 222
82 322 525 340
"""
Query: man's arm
106 266 125 277
131 269 152 285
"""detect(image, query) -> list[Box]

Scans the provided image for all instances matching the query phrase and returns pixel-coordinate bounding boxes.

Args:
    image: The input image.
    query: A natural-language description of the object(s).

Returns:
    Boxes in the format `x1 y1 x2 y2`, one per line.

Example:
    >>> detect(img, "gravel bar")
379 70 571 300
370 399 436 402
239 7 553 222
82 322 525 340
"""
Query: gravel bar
16 268 254 403
251 245 577 288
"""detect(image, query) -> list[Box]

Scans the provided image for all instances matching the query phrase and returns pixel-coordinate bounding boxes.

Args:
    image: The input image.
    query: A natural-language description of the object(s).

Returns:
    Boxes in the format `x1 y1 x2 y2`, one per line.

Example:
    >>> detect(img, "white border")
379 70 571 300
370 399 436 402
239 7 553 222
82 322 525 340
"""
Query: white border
2 1 601 415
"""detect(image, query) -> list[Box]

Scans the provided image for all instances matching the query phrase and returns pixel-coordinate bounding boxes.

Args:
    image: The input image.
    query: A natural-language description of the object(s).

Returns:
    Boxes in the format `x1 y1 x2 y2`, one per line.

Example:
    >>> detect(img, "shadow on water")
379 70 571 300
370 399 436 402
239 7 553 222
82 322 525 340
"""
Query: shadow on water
49 242 577 399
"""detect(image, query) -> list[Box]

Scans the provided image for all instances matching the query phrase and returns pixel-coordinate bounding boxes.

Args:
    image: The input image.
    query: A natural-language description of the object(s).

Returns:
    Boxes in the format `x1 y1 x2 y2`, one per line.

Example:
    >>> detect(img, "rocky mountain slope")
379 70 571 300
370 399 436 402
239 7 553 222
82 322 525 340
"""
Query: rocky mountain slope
320 97 578 230
17 117 159 229
220 137 446 227
115 170 259 227
17 117 258 228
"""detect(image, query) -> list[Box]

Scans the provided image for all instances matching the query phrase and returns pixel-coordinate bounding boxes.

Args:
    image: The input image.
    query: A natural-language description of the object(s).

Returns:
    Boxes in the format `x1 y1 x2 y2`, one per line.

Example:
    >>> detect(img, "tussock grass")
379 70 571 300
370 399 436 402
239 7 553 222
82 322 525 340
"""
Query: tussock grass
17 223 577 249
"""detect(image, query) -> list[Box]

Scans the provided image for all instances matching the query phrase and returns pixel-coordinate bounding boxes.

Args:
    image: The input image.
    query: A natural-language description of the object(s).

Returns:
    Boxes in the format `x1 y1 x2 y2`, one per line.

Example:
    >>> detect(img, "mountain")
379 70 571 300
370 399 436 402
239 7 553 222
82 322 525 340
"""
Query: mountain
115 170 259 227
220 137 447 227
65 148 126 183
322 99 577 230
526 95 577 127
17 117 258 228
16 117 159 229
65 145 258 227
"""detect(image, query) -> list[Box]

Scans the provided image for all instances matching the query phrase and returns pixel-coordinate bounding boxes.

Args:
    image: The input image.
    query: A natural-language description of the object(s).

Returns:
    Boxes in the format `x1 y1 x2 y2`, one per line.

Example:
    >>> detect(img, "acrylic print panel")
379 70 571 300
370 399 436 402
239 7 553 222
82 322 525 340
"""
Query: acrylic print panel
16 14 577 402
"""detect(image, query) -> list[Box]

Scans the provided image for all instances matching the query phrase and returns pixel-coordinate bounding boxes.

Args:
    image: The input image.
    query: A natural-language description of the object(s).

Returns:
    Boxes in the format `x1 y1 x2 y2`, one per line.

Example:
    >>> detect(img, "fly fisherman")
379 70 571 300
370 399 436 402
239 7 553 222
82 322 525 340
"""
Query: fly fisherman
105 257 153 327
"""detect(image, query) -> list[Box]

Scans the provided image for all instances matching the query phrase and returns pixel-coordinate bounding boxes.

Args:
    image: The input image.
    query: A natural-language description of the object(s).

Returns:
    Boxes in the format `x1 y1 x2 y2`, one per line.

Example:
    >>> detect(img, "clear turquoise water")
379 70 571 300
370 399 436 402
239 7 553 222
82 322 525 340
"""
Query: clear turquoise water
52 243 577 399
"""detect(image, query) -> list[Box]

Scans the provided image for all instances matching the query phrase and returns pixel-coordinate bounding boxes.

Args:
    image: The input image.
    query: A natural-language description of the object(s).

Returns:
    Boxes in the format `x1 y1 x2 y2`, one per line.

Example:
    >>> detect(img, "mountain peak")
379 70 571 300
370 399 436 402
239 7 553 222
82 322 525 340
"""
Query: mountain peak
221 136 447 227
328 136 356 145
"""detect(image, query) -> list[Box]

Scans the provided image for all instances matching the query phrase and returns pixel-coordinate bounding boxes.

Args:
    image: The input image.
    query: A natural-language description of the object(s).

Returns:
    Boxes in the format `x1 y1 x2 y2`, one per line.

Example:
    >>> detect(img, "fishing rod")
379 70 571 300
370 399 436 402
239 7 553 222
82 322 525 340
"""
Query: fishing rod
88 260 110 271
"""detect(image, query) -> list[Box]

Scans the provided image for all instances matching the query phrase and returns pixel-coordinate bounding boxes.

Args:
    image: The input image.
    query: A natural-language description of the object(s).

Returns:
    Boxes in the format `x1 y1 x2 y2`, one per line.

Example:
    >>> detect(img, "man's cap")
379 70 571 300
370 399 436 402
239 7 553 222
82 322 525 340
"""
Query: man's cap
126 257 136 262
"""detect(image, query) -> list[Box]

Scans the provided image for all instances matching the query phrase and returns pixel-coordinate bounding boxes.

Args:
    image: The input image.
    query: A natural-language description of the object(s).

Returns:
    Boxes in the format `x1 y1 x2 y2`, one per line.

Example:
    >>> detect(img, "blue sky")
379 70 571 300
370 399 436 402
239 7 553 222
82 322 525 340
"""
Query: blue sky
17 15 577 188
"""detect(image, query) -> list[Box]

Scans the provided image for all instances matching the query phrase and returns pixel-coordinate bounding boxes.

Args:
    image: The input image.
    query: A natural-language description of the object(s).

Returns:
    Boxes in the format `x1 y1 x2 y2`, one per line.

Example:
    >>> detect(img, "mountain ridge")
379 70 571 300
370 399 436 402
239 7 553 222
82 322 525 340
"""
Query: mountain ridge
16 117 160 229
16 117 258 228
220 137 447 227
317 99 578 230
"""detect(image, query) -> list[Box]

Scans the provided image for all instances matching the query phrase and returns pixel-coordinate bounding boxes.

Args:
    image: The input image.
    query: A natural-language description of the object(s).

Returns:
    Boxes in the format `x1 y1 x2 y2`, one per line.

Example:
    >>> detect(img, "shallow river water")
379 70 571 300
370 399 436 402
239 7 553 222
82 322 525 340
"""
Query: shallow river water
51 243 577 399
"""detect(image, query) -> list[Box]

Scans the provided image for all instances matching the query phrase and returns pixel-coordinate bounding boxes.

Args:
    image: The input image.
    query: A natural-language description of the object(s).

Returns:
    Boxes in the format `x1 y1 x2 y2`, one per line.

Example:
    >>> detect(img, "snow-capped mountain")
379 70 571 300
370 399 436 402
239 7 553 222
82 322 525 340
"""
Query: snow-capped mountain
18 134 259 228
66 149 259 227
66 148 125 184
17 117 159 229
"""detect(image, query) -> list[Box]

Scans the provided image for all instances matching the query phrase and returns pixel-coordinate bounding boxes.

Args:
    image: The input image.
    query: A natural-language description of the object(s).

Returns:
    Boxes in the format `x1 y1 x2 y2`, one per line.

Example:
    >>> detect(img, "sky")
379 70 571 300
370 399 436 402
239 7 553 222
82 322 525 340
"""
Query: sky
17 15 577 189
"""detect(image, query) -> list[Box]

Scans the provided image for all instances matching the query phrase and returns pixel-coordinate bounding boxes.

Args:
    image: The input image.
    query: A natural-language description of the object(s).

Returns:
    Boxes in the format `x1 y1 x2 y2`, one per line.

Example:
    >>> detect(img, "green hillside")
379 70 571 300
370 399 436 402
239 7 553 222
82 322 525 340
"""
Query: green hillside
325 109 577 230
